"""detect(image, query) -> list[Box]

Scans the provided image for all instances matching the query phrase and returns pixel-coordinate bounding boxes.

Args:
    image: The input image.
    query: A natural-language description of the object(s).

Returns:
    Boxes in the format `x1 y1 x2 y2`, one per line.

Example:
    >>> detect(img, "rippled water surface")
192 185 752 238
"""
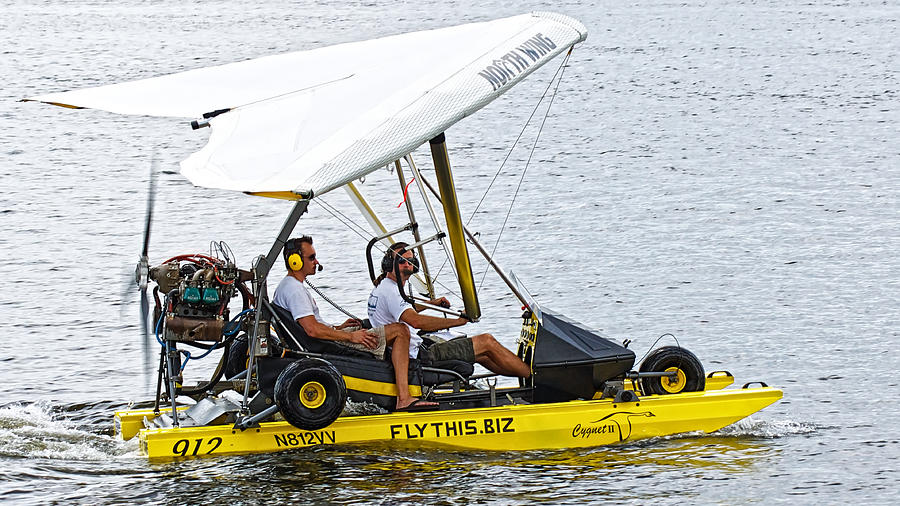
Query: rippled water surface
1 1 898 504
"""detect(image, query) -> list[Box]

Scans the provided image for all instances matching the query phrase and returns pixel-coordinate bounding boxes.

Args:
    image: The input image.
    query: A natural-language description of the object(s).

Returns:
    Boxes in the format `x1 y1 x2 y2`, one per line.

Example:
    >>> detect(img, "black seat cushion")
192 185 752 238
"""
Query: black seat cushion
267 304 474 388
270 304 372 358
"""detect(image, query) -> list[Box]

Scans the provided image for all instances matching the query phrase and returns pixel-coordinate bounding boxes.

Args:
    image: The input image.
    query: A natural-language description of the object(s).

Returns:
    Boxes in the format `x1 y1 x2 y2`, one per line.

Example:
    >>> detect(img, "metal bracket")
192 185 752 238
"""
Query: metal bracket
365 223 415 283
234 404 280 431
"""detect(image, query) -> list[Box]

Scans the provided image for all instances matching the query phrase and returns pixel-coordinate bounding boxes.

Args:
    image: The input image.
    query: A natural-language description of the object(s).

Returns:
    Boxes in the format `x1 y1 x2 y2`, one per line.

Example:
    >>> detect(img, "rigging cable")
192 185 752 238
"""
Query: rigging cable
635 333 684 365
312 196 374 243
467 48 574 228
477 48 573 291
420 47 573 290
298 44 573 308
313 193 460 300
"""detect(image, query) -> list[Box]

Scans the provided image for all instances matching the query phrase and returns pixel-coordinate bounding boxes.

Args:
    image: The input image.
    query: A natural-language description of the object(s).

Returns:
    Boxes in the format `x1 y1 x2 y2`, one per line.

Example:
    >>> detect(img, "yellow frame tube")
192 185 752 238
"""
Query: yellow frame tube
429 133 480 321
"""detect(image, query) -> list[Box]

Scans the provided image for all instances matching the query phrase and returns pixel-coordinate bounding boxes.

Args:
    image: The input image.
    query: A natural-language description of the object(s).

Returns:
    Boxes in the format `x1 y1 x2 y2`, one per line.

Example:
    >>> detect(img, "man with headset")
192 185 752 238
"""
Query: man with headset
367 242 531 378
272 236 436 411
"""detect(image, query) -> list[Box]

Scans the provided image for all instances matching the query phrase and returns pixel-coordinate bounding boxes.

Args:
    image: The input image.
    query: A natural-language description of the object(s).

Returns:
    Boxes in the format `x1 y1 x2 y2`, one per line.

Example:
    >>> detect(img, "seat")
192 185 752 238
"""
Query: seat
269 303 372 358
269 303 473 384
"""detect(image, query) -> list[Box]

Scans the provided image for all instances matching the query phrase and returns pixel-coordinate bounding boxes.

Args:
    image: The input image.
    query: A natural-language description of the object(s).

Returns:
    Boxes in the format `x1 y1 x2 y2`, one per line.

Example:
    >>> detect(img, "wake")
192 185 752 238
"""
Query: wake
0 402 139 460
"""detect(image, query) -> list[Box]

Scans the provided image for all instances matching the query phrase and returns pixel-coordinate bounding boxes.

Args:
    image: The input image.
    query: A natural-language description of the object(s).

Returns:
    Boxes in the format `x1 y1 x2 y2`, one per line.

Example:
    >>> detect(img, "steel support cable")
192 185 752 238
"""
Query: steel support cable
314 194 453 292
467 49 573 228
478 48 572 291
302 49 581 307
310 195 464 306
636 333 683 365
424 48 574 289
305 279 362 322
312 196 373 243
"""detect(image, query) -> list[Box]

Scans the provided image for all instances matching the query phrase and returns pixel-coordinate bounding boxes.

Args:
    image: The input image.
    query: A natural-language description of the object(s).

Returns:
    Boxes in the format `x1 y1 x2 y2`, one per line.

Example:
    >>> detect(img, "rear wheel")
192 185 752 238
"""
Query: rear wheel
639 346 705 395
275 358 346 430
224 334 249 379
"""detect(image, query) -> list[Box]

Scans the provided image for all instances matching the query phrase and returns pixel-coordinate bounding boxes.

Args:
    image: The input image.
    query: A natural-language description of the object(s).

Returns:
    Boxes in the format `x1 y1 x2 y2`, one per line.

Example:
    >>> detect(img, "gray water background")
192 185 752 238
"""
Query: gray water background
1 0 898 503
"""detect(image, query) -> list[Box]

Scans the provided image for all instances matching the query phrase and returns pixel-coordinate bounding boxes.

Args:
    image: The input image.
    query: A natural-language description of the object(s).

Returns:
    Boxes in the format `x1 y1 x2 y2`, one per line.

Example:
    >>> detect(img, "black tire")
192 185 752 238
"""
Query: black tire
275 358 346 431
639 346 705 395
224 334 249 379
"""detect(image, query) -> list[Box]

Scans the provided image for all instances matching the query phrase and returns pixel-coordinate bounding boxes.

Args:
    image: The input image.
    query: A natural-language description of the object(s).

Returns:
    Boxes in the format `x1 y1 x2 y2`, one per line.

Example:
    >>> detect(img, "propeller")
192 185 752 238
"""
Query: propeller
133 156 157 377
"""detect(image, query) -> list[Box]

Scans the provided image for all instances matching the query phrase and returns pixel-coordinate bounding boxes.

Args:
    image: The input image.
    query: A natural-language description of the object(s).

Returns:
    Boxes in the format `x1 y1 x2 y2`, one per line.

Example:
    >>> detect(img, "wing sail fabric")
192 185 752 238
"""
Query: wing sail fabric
26 12 587 197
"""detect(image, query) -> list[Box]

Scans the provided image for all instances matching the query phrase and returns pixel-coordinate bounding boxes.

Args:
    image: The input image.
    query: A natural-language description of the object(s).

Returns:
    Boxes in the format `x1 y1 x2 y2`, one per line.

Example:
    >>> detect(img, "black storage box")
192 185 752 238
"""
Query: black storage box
531 310 635 403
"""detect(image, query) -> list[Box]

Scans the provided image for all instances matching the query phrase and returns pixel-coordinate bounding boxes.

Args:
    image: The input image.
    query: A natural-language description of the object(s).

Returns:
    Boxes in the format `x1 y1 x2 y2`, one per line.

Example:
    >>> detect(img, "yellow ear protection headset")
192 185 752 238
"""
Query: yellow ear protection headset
285 236 312 271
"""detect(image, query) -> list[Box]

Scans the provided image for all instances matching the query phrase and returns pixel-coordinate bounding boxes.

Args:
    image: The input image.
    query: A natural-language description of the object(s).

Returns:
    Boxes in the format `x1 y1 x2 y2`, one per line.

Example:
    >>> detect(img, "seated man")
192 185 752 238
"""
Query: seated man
367 242 531 378
272 236 436 410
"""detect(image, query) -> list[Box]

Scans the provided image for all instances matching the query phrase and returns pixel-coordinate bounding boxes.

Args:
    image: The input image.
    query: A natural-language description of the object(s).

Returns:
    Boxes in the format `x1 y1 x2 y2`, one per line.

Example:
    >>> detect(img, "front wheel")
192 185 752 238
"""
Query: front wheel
639 346 705 395
275 358 346 430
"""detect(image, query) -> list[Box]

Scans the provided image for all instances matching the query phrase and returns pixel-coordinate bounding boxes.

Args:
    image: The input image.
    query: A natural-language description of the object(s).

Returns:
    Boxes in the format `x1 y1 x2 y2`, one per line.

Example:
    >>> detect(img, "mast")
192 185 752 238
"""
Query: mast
429 133 481 321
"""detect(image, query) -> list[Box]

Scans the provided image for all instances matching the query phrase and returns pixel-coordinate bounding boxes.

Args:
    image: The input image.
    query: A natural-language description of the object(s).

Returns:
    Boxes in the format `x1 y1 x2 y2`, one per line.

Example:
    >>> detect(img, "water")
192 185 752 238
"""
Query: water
1 0 898 503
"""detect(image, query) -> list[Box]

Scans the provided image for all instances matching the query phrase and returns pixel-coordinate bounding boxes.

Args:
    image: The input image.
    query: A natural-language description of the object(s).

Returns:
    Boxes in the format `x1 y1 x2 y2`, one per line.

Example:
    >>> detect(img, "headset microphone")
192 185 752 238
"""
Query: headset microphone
317 264 324 272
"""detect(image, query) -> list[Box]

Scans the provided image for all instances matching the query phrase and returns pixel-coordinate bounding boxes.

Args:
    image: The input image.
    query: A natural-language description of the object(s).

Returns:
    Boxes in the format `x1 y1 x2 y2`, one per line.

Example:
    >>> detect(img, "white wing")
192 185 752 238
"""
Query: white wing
27 12 587 197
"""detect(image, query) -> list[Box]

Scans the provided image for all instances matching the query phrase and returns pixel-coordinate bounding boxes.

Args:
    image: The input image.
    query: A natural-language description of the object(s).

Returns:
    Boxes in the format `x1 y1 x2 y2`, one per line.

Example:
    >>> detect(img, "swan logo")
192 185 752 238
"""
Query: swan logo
572 411 656 442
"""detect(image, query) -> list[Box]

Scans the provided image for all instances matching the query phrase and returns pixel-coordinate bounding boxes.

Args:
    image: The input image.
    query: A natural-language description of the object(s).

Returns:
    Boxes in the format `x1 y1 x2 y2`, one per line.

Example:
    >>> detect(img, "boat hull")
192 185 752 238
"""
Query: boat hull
118 386 781 459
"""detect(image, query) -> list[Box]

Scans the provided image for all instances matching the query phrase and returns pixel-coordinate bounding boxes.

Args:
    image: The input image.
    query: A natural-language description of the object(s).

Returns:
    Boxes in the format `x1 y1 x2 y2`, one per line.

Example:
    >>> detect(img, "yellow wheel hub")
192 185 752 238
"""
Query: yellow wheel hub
661 366 687 393
300 381 326 409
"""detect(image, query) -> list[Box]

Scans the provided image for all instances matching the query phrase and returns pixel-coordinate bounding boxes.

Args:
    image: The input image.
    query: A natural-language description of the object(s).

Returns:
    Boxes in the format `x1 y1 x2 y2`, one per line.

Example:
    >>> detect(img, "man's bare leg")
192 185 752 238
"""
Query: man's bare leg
383 323 438 409
472 333 531 378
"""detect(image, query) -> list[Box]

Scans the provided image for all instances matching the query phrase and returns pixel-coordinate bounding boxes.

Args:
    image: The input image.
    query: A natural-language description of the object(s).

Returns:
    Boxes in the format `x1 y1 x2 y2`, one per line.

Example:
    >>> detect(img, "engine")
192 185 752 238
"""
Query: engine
149 254 244 343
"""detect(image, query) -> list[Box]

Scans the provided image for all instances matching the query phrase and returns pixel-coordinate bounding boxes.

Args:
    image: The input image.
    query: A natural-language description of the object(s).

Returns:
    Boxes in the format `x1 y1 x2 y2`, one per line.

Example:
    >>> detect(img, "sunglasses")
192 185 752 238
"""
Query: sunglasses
397 255 420 271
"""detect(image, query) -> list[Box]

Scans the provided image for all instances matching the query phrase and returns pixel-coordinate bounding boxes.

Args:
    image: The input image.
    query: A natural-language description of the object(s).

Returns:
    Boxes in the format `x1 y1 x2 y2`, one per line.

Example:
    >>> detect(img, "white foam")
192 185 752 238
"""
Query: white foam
0 403 140 461
342 399 388 416
716 416 817 438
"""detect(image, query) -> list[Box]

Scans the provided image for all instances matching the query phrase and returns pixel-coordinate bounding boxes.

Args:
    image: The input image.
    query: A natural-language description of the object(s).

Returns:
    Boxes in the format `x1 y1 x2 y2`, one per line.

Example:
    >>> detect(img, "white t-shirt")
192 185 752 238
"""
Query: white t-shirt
272 276 326 324
368 278 422 358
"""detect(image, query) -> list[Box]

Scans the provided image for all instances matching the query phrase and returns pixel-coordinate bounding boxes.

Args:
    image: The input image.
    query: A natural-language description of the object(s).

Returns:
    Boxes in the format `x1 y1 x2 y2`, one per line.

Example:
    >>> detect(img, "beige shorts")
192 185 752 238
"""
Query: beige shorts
340 325 387 359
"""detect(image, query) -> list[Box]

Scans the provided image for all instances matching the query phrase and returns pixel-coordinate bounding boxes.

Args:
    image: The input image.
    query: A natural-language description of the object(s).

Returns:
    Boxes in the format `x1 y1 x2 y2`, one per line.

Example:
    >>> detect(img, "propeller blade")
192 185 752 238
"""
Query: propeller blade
140 287 152 372
118 266 136 320
141 158 156 258
137 155 158 380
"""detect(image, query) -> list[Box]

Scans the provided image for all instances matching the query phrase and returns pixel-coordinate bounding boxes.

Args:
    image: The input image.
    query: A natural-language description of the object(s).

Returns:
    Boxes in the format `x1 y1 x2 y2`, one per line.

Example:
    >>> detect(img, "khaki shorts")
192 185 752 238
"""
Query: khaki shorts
421 337 475 364
340 325 387 359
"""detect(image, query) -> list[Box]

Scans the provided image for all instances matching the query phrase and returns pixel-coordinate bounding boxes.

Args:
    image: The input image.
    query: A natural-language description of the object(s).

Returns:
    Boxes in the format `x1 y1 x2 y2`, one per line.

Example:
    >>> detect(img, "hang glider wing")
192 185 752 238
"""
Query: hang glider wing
26 12 587 197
